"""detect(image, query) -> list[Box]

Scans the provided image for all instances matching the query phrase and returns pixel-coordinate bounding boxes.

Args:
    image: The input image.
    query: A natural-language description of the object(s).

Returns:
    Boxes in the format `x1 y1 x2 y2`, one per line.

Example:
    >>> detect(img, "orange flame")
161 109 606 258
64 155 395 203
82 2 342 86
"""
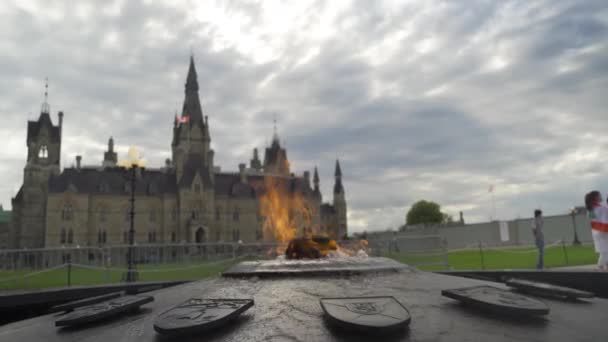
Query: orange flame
258 176 316 244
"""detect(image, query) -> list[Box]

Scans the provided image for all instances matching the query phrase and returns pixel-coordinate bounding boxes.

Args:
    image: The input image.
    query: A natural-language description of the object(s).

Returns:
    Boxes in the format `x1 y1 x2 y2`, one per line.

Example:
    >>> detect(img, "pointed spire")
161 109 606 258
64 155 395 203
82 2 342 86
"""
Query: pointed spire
186 55 199 92
314 166 320 184
41 77 50 114
272 116 279 145
108 136 114 152
334 159 342 178
181 55 204 124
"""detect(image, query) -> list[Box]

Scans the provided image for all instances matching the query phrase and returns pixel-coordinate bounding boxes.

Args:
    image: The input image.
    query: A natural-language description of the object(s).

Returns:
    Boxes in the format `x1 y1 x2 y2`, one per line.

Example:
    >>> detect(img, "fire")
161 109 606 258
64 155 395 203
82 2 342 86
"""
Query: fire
258 176 315 244
258 175 369 259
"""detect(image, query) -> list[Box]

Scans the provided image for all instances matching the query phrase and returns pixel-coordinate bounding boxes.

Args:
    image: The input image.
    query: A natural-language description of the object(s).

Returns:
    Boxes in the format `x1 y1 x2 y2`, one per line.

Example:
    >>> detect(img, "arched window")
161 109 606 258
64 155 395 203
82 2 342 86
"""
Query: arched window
38 145 48 159
232 229 240 241
67 229 74 244
102 231 107 244
97 230 103 244
60 228 66 244
171 231 176 242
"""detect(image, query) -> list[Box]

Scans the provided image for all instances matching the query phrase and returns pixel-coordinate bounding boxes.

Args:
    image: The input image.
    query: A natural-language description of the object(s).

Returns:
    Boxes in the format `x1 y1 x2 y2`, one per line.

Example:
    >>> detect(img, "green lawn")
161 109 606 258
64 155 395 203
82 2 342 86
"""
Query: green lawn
0 258 241 292
385 244 597 271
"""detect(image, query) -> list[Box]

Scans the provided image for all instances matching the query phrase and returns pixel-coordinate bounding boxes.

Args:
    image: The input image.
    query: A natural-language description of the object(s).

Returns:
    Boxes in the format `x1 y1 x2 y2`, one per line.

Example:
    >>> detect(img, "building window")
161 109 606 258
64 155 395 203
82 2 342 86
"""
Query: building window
233 208 239 222
147 231 157 243
232 229 240 242
215 207 221 221
99 207 108 223
149 209 156 222
125 210 130 222
216 231 221 241
256 229 263 241
38 145 48 159
123 230 128 244
171 231 176 242
191 210 199 220
67 229 74 244
194 184 201 193
171 207 177 221
60 228 66 244
98 230 107 244
62 204 73 221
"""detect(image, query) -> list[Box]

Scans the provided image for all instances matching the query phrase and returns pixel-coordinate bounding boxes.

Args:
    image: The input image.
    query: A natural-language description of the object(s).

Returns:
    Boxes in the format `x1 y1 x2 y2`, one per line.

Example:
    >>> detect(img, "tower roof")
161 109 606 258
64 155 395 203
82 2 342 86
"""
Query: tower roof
334 159 342 177
181 56 204 125
313 166 320 183
186 55 198 92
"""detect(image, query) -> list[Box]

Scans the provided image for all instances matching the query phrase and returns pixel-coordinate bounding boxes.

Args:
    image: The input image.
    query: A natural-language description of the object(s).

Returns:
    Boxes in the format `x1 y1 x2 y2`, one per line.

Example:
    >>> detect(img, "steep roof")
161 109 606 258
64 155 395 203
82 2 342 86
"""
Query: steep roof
27 112 61 144
178 154 213 188
49 167 178 195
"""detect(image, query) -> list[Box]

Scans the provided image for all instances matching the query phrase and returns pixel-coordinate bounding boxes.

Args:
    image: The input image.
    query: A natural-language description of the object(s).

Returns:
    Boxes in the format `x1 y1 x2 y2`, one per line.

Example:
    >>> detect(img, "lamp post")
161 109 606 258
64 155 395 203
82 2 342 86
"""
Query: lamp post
120 147 145 282
570 208 581 246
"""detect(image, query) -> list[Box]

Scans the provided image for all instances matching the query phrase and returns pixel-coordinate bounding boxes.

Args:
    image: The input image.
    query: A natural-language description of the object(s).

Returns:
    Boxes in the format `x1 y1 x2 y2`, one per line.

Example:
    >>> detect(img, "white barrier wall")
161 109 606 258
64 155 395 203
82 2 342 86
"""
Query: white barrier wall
365 213 592 250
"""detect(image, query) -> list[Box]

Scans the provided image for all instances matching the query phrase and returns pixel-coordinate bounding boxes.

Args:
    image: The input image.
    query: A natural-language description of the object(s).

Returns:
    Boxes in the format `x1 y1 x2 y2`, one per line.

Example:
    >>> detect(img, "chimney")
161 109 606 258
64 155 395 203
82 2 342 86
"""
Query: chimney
76 155 82 170
239 163 246 183
303 171 310 186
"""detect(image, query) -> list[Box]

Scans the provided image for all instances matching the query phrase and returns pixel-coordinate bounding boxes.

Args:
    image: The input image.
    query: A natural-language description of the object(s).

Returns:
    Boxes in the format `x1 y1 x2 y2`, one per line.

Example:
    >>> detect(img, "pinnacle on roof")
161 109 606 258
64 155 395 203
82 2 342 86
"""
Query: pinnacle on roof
335 159 342 178
186 55 198 92
313 166 320 183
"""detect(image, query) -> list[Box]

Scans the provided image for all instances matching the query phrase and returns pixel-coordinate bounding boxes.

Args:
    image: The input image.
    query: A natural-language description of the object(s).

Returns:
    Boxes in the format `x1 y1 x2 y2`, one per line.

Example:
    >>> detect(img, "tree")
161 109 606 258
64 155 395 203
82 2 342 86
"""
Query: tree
406 200 446 226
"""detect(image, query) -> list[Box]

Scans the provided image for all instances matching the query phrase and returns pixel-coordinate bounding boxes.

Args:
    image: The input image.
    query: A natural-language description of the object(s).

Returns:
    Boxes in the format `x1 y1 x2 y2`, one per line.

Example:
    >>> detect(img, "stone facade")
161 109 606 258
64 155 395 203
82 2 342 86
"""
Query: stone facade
9 57 347 249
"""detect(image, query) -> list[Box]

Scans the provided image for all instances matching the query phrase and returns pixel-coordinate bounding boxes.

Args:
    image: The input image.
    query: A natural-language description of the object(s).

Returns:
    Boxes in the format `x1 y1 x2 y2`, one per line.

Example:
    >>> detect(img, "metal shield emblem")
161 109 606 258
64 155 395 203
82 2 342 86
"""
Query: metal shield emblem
55 295 154 327
49 292 123 313
320 296 411 332
442 285 549 316
506 278 594 299
153 298 254 336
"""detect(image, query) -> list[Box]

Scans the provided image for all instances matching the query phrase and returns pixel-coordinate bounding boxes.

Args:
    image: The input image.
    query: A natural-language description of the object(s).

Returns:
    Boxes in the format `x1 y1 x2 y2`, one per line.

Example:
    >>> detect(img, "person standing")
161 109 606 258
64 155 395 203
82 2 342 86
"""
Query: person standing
532 209 544 270
585 191 608 271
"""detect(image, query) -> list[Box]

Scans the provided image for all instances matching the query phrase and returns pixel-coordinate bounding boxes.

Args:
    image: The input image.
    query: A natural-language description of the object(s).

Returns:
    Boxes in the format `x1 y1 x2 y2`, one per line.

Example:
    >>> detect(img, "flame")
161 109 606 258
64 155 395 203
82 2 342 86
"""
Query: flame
258 176 316 246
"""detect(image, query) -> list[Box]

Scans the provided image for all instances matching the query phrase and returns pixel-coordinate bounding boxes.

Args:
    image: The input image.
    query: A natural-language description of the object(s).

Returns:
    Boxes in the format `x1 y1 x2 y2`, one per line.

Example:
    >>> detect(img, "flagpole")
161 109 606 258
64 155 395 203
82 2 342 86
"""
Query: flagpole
492 191 495 221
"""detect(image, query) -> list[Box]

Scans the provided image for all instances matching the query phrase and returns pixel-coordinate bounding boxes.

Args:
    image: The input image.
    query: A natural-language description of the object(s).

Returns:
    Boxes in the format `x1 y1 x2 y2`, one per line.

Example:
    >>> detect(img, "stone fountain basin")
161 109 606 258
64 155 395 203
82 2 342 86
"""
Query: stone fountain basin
222 256 407 278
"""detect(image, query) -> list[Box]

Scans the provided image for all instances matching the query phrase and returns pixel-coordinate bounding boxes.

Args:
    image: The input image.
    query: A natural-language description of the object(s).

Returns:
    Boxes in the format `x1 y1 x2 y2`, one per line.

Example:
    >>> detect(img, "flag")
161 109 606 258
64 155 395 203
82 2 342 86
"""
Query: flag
176 115 190 124
488 184 494 193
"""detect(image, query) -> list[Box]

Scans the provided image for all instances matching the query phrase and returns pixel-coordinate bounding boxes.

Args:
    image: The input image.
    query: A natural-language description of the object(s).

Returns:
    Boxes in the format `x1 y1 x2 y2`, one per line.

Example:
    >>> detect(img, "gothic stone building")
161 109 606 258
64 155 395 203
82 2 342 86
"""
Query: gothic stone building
9 57 347 249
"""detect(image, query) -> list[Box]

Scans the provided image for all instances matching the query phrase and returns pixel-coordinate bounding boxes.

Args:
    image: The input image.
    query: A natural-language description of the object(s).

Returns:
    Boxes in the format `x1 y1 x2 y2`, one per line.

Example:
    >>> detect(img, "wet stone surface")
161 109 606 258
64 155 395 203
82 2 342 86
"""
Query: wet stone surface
2 259 608 341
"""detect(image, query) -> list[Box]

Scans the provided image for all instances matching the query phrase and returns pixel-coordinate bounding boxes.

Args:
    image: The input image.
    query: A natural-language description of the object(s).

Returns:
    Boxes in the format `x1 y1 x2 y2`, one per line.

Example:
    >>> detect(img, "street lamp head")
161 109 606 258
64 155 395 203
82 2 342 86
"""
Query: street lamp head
119 146 146 169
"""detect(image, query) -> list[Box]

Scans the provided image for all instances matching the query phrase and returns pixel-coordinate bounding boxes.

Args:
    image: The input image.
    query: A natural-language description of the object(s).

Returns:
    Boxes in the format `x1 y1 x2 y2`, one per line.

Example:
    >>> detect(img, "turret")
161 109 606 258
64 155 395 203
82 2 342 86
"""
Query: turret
103 136 117 167
333 159 347 238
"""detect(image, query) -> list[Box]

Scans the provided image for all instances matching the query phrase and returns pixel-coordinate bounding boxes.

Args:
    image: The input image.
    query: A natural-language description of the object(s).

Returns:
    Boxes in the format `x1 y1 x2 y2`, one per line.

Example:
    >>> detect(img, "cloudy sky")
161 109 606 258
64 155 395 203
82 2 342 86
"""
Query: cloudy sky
1 0 607 233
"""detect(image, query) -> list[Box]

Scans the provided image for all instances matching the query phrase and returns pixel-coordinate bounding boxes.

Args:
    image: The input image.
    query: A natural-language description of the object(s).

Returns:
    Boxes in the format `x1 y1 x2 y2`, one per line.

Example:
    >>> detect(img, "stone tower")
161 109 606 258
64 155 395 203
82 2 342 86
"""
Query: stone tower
333 159 347 239
102 136 117 167
12 81 63 248
171 56 216 243
263 124 290 176
172 56 214 182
